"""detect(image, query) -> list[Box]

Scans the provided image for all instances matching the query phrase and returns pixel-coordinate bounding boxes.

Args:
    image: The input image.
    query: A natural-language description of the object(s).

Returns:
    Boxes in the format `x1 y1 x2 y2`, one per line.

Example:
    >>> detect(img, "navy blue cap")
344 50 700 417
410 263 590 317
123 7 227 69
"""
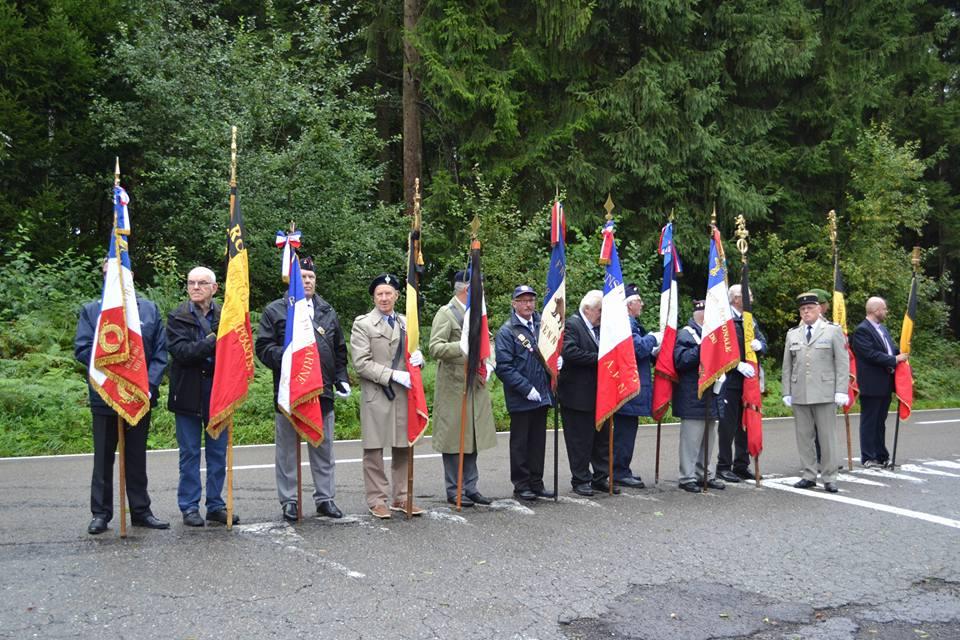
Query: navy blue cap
299 256 315 273
693 299 705 311
369 273 401 295
624 283 640 301
512 285 537 299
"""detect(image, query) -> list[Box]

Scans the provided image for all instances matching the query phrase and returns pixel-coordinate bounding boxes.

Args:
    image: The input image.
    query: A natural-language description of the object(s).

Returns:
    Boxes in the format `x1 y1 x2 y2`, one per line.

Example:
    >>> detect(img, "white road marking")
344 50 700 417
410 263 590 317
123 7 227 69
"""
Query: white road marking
853 468 926 483
764 479 960 530
898 464 960 478
489 499 535 515
924 460 960 470
835 473 887 487
914 419 960 425
620 493 663 501
236 521 366 577
556 496 602 508
423 509 468 525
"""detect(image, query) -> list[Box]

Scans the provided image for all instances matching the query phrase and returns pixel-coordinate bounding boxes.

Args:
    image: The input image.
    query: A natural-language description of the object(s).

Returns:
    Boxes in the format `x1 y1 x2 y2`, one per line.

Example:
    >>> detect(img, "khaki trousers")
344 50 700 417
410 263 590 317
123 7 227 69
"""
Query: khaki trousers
793 403 839 483
362 447 409 508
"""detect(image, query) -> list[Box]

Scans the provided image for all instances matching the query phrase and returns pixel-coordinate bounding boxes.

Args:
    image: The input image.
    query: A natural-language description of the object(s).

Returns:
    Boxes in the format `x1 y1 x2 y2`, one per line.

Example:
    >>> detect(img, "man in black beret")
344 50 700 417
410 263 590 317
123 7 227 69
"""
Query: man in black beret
255 256 350 522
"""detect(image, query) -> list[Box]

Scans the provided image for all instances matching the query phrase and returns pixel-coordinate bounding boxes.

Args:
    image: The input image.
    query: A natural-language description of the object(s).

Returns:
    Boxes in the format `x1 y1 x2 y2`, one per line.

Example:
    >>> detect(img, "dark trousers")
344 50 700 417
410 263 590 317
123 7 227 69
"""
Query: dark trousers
612 413 639 480
91 412 152 521
859 394 892 464
717 398 750 473
509 407 548 492
561 406 610 487
442 452 479 499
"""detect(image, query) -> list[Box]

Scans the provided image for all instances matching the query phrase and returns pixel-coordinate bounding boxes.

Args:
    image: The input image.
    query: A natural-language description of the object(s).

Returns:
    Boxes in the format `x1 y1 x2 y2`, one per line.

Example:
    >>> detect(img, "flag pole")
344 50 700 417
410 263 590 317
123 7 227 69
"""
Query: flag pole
406 178 422 519
225 126 238 530
602 195 616 496
891 247 920 469
828 211 854 471
289 218 303 523
701 207 719 493
457 371 468 511
113 158 129 539
553 187 561 503
654 420 662 486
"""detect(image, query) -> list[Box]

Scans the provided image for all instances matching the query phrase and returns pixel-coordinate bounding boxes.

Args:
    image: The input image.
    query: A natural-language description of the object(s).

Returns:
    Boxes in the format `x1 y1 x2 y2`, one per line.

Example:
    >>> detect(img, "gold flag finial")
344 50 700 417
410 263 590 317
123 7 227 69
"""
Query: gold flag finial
289 220 296 234
470 214 480 239
912 246 921 272
604 193 615 220
114 157 120 187
413 177 421 225
669 207 675 222
230 126 238 187
555 184 560 201
735 214 749 263
827 209 838 246
711 202 717 226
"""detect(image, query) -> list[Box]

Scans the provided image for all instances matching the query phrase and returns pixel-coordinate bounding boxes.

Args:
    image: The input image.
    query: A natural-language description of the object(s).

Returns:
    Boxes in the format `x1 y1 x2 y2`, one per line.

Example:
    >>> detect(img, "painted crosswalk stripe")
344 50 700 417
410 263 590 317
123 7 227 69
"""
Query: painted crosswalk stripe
835 473 887 487
923 460 960 470
899 464 960 478
853 468 926 483
764 479 960 530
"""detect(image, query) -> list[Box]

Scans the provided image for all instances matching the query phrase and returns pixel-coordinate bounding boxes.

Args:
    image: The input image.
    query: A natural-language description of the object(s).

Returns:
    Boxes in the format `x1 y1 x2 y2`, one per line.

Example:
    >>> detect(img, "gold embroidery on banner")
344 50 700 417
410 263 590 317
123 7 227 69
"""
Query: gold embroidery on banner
98 323 124 354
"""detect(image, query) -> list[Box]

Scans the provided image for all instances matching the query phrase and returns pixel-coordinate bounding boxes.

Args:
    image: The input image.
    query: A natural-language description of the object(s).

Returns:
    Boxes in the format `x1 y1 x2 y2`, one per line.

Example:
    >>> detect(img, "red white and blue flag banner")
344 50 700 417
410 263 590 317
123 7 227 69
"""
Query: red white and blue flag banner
652 221 682 421
538 199 567 384
276 235 325 446
88 185 150 425
460 239 493 387
596 219 640 428
698 226 740 398
275 230 301 282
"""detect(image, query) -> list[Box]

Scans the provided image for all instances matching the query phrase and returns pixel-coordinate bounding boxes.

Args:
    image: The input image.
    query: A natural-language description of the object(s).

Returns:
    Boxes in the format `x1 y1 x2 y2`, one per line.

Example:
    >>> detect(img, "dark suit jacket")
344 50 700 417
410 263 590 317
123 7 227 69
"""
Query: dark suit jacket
851 319 898 397
558 313 598 412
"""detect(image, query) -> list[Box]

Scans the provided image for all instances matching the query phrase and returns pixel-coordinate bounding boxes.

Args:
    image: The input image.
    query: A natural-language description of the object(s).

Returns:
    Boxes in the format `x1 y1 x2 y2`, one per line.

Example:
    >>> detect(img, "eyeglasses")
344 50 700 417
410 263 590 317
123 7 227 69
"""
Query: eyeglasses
187 280 213 288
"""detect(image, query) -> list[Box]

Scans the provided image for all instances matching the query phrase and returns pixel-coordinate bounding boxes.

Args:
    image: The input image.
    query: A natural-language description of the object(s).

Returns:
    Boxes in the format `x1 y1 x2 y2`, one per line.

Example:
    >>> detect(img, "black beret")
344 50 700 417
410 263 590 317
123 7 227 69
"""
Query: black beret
624 283 640 301
693 299 705 311
299 256 315 273
369 273 401 295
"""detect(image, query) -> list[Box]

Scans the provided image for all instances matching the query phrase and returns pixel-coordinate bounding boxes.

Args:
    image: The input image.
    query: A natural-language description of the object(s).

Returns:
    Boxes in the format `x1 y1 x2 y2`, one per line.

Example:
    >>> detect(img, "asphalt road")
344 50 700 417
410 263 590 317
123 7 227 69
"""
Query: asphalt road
1 408 958 639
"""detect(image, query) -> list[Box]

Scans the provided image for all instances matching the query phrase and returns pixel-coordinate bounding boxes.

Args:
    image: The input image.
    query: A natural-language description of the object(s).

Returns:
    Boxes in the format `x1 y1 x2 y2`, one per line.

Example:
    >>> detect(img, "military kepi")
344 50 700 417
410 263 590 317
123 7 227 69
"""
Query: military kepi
796 291 819 307
369 273 400 295
512 284 536 299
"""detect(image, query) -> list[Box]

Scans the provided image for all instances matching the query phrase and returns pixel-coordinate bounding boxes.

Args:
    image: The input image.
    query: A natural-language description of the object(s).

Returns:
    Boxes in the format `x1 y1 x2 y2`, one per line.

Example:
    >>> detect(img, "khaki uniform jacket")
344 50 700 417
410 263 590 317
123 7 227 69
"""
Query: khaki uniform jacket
350 308 409 449
781 321 850 405
428 297 497 454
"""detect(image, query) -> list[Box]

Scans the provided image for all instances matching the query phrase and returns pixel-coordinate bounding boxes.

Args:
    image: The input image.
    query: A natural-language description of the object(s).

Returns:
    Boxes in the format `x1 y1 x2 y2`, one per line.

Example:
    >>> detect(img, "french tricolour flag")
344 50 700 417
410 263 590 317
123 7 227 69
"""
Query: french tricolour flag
698 226 740 398
538 200 566 383
89 185 150 426
651 222 682 421
277 248 325 446
459 240 493 386
596 219 640 427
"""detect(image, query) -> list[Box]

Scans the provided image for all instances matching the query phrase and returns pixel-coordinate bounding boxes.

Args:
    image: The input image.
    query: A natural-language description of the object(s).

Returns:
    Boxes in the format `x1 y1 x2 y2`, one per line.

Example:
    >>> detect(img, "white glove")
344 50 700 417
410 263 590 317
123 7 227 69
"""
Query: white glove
651 345 661 356
485 364 494 382
750 339 762 352
391 370 412 389
556 356 564 371
334 381 351 398
526 387 542 403
736 362 756 378
650 331 663 345
834 392 849 407
409 349 424 367
712 373 726 394
782 395 792 407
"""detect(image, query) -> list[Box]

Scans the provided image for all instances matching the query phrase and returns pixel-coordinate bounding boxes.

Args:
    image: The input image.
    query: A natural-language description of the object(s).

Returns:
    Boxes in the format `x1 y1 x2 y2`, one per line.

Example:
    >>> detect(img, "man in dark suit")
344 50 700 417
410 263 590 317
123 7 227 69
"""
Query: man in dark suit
851 296 909 467
558 290 618 497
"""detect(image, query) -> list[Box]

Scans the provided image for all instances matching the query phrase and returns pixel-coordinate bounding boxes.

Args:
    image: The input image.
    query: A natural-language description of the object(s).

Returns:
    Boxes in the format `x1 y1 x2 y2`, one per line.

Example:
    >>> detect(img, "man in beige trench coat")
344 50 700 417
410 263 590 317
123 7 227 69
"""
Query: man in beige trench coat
351 273 425 519
429 271 497 507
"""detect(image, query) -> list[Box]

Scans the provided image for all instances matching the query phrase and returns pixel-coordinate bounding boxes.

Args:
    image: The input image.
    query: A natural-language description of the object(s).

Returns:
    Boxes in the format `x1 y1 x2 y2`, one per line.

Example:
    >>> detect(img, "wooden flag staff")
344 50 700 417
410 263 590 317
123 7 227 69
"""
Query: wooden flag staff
114 157 128 539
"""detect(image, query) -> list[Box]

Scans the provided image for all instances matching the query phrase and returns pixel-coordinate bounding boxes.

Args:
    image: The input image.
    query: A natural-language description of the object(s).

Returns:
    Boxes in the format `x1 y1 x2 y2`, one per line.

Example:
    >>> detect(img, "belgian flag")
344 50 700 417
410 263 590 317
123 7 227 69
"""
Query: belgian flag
207 182 255 437
895 272 917 421
405 221 429 445
832 252 859 413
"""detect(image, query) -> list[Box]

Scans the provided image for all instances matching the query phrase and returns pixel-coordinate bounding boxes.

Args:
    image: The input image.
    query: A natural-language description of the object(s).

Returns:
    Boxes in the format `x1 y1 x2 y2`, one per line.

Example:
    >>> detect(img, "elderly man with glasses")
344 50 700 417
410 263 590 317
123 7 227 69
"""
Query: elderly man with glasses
166 266 237 526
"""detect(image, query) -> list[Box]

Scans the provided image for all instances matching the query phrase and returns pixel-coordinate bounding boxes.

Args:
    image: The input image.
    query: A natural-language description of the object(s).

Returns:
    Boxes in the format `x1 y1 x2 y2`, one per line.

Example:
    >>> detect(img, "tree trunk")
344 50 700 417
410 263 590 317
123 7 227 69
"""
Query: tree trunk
375 26 392 204
402 0 422 216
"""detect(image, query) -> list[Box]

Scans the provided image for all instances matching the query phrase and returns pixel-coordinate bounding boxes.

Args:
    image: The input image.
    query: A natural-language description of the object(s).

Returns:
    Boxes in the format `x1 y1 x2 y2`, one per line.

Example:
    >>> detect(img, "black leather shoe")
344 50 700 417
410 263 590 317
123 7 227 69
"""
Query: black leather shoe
282 502 298 522
87 517 108 535
466 492 492 505
514 489 538 501
534 488 556 499
183 511 205 527
615 476 645 488
705 478 725 490
717 470 741 483
824 482 839 493
573 483 594 497
131 513 170 529
206 510 239 525
679 481 702 493
447 496 474 507
591 480 621 495
733 468 754 480
793 479 816 489
317 501 343 519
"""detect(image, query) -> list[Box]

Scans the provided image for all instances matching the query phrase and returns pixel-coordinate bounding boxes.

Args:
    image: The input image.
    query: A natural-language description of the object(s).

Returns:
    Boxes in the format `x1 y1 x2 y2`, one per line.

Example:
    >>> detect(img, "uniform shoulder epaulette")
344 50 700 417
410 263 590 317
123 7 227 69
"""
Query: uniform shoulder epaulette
354 312 370 322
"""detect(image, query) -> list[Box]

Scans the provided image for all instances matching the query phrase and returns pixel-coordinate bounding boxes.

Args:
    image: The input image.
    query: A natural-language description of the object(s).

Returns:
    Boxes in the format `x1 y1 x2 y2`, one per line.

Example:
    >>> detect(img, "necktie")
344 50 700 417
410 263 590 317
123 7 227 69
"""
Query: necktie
878 325 892 355
527 321 534 334
592 325 601 341
387 315 395 329
806 325 812 344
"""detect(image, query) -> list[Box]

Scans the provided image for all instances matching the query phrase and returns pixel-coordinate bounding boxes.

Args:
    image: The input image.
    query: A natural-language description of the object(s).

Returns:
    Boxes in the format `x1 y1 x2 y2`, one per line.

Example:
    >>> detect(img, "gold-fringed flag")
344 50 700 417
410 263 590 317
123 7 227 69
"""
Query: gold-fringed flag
88 179 150 425
207 179 255 437
698 222 739 397
895 257 918 421
405 194 429 445
740 258 763 457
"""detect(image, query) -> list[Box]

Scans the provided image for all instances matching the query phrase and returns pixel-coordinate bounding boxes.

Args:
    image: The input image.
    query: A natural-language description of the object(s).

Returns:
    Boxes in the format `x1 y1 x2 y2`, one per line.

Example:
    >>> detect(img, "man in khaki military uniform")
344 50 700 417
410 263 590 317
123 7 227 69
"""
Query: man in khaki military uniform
350 273 424 519
781 292 850 493
429 271 497 507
